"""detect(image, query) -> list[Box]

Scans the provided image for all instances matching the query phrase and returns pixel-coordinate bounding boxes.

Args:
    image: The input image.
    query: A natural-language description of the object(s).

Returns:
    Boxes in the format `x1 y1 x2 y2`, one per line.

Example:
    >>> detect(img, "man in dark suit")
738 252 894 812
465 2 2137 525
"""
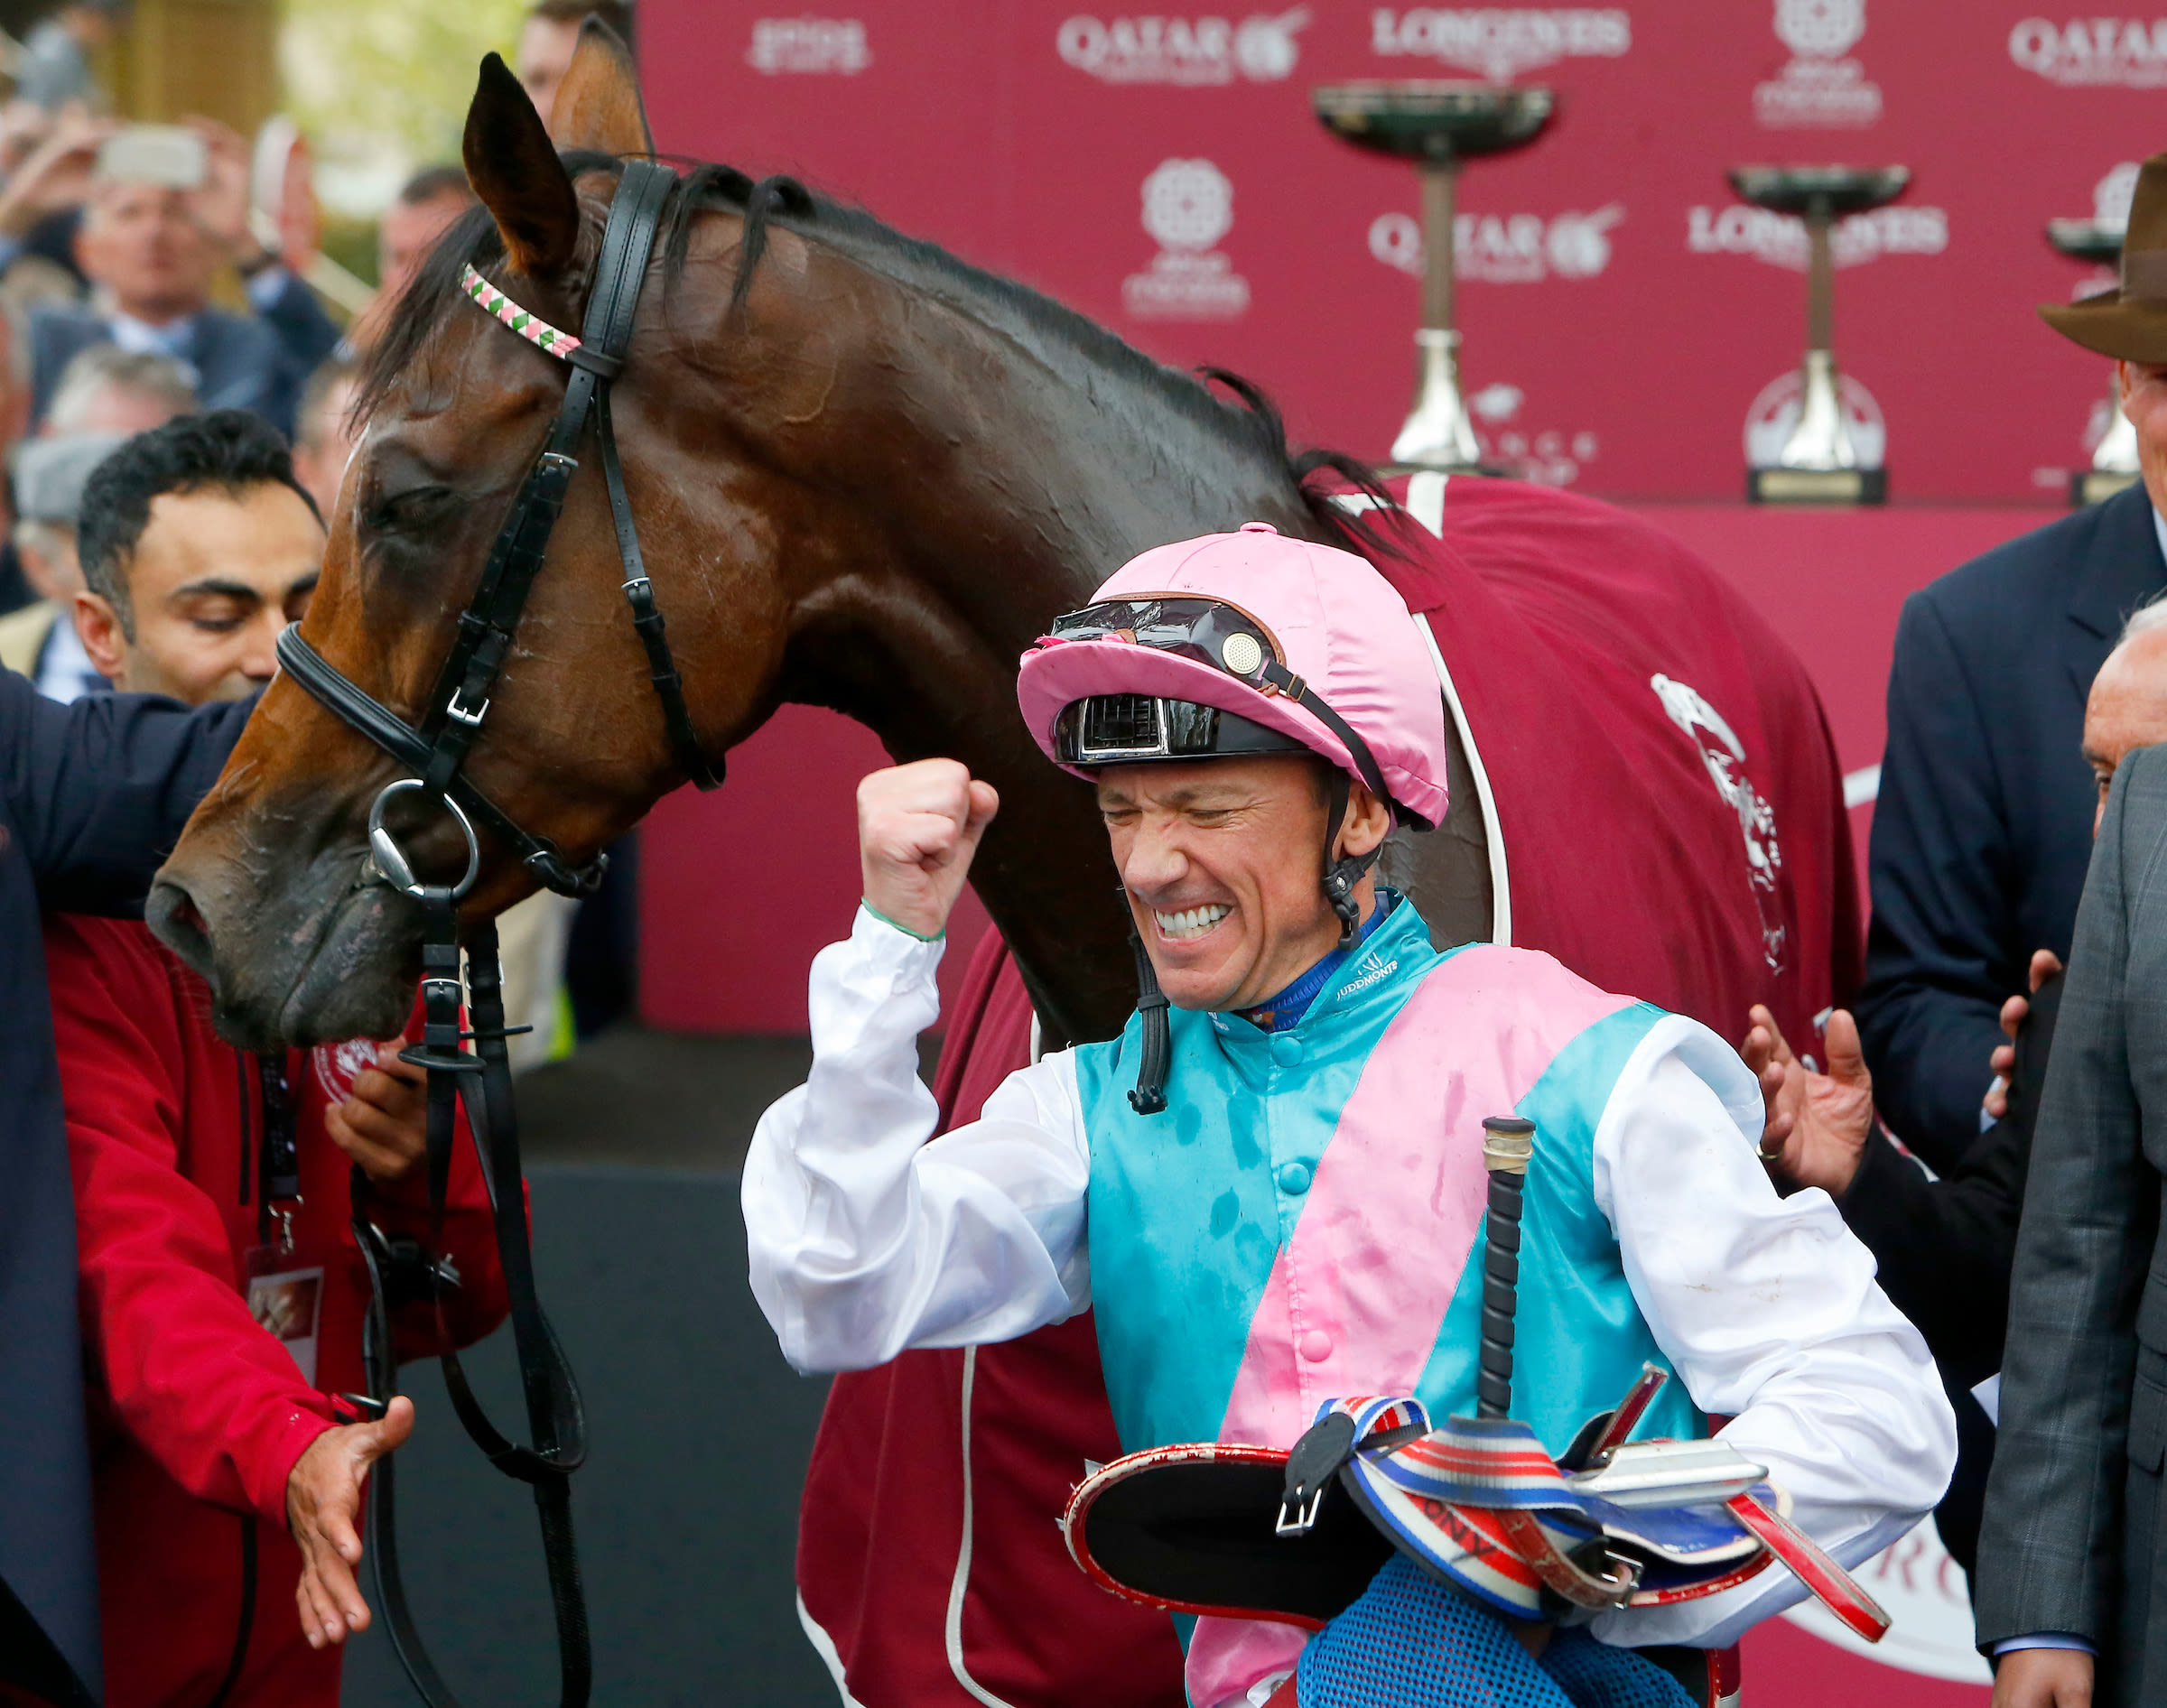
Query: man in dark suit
25 128 331 441
1855 153 2167 1177
1973 737 2167 1707
1967 157 2167 1708
0 669 250 1705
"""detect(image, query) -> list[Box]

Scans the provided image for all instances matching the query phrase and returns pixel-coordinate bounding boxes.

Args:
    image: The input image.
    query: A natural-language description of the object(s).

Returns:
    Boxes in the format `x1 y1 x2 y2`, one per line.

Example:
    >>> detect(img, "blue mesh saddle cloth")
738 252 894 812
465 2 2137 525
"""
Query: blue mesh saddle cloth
1296 1557 1694 1708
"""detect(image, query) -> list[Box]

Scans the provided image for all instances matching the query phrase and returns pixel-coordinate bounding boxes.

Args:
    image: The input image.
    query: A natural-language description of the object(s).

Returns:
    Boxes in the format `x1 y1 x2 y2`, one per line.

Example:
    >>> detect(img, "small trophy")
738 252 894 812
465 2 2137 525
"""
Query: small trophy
2047 217 2142 507
1314 81 1554 473
1733 165 1909 505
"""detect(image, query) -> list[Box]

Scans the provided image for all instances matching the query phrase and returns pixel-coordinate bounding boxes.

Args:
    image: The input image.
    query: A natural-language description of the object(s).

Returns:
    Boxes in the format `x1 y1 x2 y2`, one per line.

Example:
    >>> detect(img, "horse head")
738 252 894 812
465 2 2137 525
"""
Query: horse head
154 34 817 1045
155 26 1397 1051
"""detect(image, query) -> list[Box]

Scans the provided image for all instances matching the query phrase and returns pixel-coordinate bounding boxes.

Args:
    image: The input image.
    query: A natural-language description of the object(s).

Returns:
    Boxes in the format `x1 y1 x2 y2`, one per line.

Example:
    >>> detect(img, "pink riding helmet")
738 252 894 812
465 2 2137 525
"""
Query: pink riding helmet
1015 522 1450 829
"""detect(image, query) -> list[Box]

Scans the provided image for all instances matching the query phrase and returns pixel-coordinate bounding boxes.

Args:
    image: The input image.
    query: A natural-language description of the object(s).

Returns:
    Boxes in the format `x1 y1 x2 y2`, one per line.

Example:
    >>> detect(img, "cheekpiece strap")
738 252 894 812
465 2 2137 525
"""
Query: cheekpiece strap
460 265 582 361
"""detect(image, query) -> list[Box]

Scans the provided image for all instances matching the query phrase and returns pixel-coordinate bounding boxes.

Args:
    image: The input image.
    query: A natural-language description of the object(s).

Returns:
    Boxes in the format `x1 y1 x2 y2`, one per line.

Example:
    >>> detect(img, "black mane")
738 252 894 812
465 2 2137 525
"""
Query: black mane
358 150 1403 558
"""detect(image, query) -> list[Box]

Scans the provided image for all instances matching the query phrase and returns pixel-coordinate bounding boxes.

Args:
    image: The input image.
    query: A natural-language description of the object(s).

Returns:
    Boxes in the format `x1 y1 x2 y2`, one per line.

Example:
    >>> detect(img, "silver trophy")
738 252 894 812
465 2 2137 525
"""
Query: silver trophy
1314 81 1555 474
1733 165 1909 504
2047 216 2142 507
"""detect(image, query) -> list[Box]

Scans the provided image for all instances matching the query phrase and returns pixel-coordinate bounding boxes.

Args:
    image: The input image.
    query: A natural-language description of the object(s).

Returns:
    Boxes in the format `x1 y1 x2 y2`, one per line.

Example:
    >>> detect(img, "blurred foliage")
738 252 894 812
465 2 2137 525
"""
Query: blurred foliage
320 213 380 289
280 0 525 209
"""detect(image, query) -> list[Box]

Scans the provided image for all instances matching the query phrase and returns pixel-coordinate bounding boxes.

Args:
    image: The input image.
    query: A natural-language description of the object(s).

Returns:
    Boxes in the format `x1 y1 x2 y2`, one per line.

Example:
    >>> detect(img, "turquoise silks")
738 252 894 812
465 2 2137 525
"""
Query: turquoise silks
1074 896 1703 1467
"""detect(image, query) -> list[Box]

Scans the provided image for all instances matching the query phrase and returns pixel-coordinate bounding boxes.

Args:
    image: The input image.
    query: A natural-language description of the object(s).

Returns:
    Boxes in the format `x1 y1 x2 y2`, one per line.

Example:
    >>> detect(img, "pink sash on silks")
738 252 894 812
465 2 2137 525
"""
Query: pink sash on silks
1186 947 1633 1708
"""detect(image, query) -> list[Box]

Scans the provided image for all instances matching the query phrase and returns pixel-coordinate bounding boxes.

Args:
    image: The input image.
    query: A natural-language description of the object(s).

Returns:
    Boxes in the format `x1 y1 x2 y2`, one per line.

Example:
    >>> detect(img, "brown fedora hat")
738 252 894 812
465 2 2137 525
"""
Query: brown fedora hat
2042 152 2167 362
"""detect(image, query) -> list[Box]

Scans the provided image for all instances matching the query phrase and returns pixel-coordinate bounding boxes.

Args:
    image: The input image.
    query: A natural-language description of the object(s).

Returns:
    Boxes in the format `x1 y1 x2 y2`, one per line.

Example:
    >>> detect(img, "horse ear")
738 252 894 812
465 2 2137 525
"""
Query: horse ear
462 52 581 277
548 17 656 157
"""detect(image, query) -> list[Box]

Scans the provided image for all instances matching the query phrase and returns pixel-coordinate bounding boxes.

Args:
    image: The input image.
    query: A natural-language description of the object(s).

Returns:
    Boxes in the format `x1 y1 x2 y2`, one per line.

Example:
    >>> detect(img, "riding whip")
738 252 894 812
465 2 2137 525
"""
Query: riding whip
1476 1116 1535 1421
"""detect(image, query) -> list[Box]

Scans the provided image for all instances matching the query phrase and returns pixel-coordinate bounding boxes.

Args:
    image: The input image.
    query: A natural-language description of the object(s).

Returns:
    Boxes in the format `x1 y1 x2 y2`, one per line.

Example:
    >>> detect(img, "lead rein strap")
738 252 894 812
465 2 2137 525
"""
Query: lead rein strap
356 906 592 1708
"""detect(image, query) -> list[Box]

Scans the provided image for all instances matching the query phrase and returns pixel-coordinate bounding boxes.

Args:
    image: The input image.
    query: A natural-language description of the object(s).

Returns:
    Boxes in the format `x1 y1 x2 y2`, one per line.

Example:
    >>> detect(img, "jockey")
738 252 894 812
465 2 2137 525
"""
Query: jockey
744 523 1954 1707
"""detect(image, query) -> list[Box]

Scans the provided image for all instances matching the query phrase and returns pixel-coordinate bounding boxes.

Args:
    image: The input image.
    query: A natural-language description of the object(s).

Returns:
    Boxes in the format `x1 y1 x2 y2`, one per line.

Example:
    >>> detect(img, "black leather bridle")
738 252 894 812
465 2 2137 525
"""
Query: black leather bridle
277 161 721 1708
276 156 722 900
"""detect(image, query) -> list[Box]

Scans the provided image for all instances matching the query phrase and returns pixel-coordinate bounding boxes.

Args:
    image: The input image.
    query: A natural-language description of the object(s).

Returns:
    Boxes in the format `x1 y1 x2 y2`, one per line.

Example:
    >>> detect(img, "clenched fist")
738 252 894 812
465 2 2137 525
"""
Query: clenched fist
858 760 999 940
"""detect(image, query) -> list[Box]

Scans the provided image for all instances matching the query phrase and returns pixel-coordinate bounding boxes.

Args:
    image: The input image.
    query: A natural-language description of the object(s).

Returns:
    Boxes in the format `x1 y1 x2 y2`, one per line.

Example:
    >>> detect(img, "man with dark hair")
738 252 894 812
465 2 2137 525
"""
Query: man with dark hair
517 0 635 124
72 410 321 705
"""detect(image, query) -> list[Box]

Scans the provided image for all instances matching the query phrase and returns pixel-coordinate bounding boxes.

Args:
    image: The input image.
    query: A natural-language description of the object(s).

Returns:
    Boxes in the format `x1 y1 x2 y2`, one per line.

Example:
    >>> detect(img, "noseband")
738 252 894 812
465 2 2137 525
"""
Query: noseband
276 158 722 901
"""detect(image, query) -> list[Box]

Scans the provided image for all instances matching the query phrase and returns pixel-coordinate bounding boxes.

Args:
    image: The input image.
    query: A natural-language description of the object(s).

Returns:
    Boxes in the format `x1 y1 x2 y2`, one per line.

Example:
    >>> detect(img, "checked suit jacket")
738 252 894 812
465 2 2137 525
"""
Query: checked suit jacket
1976 742 2167 1698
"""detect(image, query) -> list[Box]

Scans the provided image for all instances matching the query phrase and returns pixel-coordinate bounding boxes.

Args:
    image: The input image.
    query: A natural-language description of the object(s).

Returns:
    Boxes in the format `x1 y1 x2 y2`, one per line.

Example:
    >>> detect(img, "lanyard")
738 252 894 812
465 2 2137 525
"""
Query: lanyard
254 1054 301 1255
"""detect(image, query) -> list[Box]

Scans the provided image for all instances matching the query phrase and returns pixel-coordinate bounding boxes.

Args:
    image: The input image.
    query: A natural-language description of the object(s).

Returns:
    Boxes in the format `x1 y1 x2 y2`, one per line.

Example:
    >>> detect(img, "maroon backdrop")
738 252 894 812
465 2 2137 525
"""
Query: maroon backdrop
627 12 2098 1697
642 1 2164 503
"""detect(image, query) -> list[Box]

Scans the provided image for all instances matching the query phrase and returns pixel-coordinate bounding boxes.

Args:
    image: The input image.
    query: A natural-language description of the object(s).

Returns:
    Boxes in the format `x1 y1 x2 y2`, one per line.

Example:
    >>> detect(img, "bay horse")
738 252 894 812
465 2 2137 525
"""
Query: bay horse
153 33 1857 1704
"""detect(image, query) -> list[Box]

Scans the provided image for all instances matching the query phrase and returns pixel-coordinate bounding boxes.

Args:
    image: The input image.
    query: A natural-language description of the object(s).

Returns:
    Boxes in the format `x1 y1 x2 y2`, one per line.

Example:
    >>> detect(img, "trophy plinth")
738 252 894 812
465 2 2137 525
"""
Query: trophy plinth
2048 218 2142 507
1733 165 1908 506
1315 81 1555 475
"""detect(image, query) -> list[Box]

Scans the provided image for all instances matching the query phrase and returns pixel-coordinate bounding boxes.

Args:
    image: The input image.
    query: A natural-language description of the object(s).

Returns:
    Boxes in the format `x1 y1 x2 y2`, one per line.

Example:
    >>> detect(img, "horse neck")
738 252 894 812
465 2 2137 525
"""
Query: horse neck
773 309 1315 1043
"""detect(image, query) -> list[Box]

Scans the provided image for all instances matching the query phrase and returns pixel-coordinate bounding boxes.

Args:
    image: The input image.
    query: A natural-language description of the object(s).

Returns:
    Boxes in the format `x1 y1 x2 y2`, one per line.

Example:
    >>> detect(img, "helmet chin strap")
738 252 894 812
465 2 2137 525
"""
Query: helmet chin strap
1320 768 1381 949
1126 920 1172 1116
1123 768 1379 1117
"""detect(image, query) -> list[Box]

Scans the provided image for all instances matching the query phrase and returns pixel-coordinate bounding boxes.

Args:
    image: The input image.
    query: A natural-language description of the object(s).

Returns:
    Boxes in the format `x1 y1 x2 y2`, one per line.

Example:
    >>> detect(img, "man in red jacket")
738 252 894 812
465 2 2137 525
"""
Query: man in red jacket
31 411 511 1708
46 916 508 1708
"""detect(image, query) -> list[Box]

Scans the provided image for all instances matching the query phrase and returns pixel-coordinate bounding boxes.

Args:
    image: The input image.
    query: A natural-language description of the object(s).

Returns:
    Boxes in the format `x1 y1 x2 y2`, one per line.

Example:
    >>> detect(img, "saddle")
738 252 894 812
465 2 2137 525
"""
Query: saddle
1061 1367 1891 1643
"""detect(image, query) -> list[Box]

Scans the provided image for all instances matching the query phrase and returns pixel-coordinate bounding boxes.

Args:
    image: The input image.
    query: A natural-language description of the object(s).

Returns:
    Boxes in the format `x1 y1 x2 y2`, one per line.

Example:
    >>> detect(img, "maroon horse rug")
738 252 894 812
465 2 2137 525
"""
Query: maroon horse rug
794 475 1858 1707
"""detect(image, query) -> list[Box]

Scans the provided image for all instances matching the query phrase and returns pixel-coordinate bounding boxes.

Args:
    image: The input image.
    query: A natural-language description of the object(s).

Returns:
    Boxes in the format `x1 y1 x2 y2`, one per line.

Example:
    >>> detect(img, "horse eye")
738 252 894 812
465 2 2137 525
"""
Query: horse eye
365 485 457 536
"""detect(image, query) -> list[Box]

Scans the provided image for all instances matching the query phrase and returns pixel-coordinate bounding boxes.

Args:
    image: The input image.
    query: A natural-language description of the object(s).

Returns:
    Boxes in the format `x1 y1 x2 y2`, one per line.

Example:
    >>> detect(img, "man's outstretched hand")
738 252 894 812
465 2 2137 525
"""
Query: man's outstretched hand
858 760 999 941
288 1396 414 1648
1741 1006 1874 1195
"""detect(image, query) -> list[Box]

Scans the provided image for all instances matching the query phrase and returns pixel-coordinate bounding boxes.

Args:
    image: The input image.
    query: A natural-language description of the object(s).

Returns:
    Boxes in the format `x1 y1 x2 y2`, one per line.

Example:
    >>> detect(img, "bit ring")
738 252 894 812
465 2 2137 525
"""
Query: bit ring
367 779 481 901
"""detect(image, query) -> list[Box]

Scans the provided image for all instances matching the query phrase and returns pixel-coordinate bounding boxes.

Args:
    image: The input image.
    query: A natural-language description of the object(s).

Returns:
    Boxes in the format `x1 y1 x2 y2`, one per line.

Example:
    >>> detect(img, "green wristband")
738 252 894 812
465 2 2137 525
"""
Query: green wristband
862 901 944 943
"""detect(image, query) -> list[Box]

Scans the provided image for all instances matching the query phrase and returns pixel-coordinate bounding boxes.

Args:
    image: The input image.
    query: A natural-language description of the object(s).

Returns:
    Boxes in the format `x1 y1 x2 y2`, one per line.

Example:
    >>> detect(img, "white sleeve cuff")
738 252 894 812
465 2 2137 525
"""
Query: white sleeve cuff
1994 1634 2097 1656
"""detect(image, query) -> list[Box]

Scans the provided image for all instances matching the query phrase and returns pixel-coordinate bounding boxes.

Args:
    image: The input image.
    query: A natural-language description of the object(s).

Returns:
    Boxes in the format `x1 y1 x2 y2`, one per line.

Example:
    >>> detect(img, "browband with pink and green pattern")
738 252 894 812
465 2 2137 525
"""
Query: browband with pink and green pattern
460 265 581 361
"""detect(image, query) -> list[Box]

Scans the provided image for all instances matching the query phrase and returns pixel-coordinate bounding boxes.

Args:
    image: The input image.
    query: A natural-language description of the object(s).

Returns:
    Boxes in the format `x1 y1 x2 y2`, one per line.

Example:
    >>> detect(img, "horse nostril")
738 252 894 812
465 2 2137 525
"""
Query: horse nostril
145 880 213 979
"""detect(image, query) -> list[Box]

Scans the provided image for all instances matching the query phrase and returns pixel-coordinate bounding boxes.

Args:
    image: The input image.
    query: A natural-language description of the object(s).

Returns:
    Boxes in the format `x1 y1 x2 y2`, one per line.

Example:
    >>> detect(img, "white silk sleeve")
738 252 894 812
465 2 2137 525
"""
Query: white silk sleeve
742 905 1092 1373
1584 1015 1957 1650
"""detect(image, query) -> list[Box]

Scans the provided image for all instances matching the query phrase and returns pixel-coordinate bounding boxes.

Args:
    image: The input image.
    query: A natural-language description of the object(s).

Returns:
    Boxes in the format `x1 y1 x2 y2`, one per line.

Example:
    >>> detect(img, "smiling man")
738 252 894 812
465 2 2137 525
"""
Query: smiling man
72 409 321 702
745 524 1953 1708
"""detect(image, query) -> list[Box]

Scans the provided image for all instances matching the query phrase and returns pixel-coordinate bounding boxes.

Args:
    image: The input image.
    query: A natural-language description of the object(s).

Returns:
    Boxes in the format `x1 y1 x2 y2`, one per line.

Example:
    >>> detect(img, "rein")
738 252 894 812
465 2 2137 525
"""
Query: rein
281 160 723 1708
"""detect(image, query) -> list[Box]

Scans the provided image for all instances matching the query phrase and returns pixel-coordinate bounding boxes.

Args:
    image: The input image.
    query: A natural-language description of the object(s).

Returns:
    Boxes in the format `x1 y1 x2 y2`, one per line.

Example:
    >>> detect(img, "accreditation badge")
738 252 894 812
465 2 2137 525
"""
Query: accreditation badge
245 1251 326 1385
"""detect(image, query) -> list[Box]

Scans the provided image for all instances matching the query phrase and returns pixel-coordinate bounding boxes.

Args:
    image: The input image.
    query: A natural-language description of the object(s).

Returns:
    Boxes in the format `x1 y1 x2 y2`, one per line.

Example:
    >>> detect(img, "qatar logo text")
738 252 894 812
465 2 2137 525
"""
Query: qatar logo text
1368 8 1630 78
1058 10 1309 83
1371 204 1623 284
2011 17 2167 86
1124 160 1250 320
746 17 871 74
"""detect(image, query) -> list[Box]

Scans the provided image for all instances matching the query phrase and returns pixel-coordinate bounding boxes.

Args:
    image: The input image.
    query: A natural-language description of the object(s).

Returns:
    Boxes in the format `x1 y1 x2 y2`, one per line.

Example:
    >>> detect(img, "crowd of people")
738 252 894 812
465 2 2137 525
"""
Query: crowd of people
5 2 2167 1705
0 4 627 1706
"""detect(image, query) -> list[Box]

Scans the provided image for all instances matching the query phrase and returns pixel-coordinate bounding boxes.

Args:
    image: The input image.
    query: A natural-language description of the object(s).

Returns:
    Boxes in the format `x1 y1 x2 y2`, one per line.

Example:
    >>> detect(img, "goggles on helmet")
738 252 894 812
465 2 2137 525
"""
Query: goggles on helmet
1045 597 1282 682
1053 695 1311 766
1040 595 1399 820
